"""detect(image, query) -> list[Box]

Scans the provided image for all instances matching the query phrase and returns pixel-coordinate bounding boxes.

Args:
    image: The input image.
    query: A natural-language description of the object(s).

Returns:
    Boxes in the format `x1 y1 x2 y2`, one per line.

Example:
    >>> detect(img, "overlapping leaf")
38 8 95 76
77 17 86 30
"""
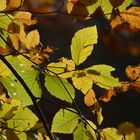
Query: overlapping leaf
47 57 75 78
73 122 90 140
111 7 140 30
45 75 75 103
7 107 38 131
72 70 93 94
71 26 98 66
86 65 120 89
0 55 42 106
101 0 132 19
51 108 79 133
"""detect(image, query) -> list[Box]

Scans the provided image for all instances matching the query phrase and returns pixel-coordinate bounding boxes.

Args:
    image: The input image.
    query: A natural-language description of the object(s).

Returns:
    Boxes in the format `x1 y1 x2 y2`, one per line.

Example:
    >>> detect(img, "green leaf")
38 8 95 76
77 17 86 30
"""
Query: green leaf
100 128 123 140
118 0 133 12
0 55 42 106
87 0 101 15
0 0 6 11
45 75 75 103
73 122 90 140
101 0 132 19
7 107 38 131
51 108 79 133
71 26 98 66
86 120 97 140
86 65 120 89
0 99 21 120
72 70 93 94
0 29 8 47
0 59 11 78
0 13 14 30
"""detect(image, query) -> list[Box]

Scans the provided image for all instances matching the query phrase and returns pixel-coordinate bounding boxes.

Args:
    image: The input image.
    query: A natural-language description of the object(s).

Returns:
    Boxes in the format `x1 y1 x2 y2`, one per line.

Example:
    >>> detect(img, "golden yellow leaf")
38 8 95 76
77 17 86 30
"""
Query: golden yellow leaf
84 89 96 107
0 0 6 11
72 70 93 94
25 30 40 49
111 7 140 30
7 0 23 9
15 11 37 26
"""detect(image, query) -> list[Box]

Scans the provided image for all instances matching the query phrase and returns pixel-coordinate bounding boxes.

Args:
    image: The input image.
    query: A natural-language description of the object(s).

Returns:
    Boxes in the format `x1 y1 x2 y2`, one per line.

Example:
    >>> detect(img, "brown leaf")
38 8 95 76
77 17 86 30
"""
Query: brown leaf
67 0 89 19
111 7 140 30
109 0 124 8
15 11 37 26
99 89 116 102
84 89 96 107
125 64 140 81
130 81 140 93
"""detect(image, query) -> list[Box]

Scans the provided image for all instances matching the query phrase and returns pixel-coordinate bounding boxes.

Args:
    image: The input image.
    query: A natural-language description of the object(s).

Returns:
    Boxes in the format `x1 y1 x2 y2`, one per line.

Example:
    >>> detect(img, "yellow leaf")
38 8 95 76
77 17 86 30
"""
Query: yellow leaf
0 60 11 77
7 0 23 9
25 30 40 49
15 11 37 26
111 7 140 30
100 128 123 140
72 70 93 94
0 0 6 11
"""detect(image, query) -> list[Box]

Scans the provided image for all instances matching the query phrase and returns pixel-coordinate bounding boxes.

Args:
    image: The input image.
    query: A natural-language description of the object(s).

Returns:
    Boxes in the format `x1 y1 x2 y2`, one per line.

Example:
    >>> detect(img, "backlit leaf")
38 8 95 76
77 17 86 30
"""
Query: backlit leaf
45 75 75 103
100 128 123 140
111 7 140 30
0 55 42 106
0 59 11 77
0 99 21 119
0 13 14 30
67 0 100 19
47 57 75 78
25 30 40 49
73 122 90 140
86 65 120 89
86 120 97 140
15 12 37 26
71 26 98 66
7 107 38 131
51 108 79 133
101 0 132 19
0 0 6 11
84 89 96 107
72 70 93 94
7 0 23 9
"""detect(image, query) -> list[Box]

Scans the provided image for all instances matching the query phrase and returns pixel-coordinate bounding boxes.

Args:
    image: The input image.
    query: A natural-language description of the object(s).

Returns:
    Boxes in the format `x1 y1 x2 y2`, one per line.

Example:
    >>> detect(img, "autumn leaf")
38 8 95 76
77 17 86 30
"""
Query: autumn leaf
111 7 140 30
125 64 140 81
0 0 6 11
15 12 37 26
99 88 116 102
25 30 40 49
7 0 23 9
84 89 96 107
67 0 100 19
72 70 93 94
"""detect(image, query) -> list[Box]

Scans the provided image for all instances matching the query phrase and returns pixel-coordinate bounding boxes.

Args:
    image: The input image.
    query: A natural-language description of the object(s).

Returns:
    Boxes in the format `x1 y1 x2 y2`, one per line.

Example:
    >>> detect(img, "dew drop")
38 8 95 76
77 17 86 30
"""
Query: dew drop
21 70 24 73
